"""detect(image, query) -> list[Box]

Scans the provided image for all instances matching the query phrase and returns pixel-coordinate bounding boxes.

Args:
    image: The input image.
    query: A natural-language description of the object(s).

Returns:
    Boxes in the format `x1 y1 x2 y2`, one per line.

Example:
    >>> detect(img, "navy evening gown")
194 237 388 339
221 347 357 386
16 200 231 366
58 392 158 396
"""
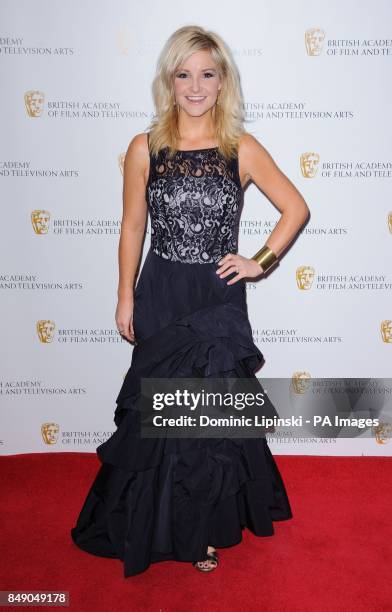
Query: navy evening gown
70 137 293 577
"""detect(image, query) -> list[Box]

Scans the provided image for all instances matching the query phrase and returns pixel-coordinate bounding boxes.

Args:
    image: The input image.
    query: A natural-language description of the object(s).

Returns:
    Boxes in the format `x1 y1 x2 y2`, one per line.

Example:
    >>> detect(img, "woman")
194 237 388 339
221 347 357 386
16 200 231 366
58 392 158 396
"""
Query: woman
71 25 309 577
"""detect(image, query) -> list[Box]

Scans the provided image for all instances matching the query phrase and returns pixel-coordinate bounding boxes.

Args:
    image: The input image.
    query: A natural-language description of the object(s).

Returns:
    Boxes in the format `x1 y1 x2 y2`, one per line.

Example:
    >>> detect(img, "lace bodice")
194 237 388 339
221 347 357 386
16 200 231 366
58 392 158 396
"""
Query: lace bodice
146 143 243 264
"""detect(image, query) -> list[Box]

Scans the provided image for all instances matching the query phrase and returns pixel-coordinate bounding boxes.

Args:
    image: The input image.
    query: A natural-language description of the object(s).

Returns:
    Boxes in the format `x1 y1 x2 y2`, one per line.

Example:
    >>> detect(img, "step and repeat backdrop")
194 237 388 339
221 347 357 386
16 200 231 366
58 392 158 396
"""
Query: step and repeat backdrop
1 0 391 456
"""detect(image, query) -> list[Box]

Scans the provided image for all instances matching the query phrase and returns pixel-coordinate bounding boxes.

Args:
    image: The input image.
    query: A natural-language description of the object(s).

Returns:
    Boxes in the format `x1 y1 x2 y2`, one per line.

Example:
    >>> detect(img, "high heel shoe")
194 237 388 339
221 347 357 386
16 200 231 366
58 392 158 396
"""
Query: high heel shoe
192 550 219 572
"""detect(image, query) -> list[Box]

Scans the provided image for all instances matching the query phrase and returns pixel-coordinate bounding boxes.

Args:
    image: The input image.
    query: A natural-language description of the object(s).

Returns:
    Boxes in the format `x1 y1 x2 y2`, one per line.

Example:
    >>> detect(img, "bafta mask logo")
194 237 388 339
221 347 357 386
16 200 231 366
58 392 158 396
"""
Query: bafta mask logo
41 422 60 445
24 90 45 117
36 320 56 343
291 372 311 394
296 266 315 290
31 210 51 234
300 153 320 178
388 212 392 233
305 28 325 56
116 29 131 55
380 320 392 343
372 422 392 445
118 152 126 175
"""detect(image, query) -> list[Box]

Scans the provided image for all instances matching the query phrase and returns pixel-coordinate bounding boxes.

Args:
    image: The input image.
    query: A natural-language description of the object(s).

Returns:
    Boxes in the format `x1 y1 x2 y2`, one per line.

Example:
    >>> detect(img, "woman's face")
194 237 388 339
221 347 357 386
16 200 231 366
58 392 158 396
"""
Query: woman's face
173 49 221 118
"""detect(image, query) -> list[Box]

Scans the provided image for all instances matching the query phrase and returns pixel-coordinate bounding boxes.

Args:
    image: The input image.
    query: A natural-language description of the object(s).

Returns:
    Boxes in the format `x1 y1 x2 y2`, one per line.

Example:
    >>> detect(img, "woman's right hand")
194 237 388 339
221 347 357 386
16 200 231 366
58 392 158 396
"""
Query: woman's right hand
115 296 135 343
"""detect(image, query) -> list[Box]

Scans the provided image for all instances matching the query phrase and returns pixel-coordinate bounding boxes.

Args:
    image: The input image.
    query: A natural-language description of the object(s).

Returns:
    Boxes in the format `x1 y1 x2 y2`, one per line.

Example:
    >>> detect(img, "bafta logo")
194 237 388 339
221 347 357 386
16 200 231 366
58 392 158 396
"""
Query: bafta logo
305 28 325 56
380 320 392 343
300 153 320 178
36 320 56 343
24 90 45 117
31 210 51 234
118 152 126 175
291 372 311 394
41 422 60 445
388 212 392 233
372 422 392 445
116 29 131 55
296 266 315 290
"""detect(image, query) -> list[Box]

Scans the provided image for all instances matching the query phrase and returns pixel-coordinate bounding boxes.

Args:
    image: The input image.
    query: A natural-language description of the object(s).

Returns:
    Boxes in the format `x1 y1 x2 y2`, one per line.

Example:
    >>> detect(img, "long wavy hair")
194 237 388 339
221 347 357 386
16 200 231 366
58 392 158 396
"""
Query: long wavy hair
146 25 246 160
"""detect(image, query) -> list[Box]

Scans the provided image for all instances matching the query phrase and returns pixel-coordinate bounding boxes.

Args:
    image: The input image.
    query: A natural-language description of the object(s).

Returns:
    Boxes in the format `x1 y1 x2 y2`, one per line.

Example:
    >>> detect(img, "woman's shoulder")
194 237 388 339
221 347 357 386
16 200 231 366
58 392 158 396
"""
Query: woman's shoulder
123 133 150 179
237 132 271 165
237 133 274 187
238 132 263 153
126 132 150 156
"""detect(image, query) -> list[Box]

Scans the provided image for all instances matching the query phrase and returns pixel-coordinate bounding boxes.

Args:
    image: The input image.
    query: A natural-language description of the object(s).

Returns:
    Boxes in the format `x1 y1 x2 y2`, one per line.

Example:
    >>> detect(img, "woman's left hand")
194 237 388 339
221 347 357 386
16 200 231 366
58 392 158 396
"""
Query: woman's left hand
216 253 264 285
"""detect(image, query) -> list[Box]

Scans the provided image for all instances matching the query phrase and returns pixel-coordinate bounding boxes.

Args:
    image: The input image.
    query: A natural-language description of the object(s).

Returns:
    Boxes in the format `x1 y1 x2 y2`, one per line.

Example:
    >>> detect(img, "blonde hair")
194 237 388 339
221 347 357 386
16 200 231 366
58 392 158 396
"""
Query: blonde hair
146 25 246 159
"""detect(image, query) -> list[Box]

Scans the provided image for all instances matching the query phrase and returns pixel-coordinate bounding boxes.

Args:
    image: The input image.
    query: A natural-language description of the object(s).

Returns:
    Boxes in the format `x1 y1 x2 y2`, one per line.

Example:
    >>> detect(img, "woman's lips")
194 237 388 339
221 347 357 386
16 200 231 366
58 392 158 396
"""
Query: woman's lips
185 96 207 105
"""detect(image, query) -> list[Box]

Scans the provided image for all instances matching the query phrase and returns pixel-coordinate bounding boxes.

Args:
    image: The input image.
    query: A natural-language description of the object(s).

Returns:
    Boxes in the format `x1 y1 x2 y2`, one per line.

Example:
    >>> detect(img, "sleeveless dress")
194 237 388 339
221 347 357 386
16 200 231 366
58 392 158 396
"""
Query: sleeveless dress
70 139 293 577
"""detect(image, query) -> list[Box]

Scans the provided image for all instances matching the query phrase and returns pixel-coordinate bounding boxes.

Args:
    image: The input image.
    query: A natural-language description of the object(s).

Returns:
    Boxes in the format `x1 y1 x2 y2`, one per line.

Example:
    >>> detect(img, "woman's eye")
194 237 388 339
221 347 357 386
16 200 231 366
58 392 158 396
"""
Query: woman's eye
176 72 215 78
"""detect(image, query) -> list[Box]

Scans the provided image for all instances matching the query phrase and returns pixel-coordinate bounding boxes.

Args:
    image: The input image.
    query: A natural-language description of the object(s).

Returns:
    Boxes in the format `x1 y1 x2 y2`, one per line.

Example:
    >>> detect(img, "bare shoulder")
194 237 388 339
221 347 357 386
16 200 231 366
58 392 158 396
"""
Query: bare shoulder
238 132 270 160
124 132 150 182
238 132 276 183
126 132 149 155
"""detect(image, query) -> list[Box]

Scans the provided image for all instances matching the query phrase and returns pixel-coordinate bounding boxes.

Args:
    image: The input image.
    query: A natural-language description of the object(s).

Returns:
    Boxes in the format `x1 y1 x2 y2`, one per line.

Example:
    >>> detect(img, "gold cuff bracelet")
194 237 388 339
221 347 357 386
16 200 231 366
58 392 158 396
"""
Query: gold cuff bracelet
251 245 278 273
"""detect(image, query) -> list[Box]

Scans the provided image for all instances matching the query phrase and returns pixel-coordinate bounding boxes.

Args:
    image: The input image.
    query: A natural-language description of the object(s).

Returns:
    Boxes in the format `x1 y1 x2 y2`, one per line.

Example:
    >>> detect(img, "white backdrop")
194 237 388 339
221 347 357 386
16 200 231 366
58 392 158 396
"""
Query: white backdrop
1 0 391 456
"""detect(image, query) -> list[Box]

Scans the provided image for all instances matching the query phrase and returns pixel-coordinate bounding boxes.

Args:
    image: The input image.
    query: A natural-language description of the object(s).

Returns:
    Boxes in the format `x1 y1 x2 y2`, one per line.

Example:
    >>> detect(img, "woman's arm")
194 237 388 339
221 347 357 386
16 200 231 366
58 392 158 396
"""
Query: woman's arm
115 133 149 341
239 132 310 258
218 133 310 284
117 134 149 301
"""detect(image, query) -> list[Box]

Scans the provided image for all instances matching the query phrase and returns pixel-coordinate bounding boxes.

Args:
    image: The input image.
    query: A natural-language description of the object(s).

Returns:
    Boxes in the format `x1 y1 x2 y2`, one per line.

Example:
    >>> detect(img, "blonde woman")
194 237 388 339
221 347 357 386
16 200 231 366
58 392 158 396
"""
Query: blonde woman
71 25 309 577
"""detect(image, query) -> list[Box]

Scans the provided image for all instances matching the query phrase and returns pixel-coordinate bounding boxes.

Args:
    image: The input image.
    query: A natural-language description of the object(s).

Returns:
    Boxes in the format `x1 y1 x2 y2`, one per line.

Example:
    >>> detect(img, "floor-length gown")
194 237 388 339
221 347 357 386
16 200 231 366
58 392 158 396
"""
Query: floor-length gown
70 136 293 577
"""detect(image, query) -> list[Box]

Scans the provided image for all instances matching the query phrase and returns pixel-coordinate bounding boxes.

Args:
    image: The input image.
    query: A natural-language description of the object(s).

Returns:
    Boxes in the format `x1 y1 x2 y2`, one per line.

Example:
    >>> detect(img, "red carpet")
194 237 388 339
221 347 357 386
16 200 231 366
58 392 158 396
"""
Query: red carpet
1 452 391 612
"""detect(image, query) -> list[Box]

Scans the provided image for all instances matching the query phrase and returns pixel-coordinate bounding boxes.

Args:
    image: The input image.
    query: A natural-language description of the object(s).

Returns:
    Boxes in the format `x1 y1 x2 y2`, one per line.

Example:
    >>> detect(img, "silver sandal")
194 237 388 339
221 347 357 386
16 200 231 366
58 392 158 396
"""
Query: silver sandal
192 550 219 572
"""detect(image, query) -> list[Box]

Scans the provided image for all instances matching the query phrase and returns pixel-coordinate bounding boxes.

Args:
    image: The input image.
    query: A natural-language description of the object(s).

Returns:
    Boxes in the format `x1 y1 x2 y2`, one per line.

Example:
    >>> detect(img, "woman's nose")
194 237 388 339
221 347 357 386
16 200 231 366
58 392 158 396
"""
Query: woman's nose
190 79 202 92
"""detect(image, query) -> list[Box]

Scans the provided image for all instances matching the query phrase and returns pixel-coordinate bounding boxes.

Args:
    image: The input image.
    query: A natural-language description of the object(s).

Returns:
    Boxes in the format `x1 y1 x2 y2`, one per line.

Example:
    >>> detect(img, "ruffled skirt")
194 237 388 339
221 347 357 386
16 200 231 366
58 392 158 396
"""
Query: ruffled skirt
70 249 293 577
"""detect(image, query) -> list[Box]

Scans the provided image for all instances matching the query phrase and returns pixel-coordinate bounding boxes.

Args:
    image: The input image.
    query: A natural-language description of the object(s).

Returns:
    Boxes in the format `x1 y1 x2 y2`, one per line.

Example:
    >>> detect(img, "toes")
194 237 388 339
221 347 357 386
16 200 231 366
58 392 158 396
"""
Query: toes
195 559 217 571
